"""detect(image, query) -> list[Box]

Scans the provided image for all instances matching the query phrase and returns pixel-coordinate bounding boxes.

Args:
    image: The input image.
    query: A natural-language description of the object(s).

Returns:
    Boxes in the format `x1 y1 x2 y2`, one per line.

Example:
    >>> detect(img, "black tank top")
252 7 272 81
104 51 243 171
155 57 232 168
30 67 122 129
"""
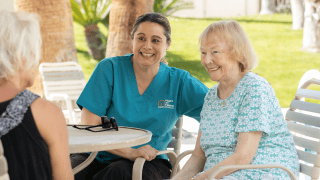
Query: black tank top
0 98 53 180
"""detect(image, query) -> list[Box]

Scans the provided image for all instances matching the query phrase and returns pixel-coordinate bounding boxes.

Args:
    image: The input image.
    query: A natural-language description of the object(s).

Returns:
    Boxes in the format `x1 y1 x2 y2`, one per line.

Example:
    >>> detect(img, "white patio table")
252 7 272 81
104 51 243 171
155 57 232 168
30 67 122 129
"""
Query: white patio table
68 125 152 174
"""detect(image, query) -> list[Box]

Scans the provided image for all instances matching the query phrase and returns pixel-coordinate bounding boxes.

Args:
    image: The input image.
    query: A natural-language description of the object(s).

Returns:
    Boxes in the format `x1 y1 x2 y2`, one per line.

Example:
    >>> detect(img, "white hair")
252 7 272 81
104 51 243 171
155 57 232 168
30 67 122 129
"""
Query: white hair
0 10 42 80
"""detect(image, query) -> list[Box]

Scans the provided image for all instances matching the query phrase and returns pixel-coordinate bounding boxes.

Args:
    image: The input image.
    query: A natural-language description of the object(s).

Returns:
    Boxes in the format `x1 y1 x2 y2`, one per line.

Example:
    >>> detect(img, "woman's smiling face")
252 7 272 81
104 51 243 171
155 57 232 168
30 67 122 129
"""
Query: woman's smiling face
200 35 239 82
132 21 169 69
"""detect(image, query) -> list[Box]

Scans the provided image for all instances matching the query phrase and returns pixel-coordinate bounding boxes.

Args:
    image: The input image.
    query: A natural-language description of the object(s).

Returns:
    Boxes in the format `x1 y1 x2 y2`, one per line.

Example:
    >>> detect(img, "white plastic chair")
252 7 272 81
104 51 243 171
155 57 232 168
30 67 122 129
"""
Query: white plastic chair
132 116 184 180
39 62 86 124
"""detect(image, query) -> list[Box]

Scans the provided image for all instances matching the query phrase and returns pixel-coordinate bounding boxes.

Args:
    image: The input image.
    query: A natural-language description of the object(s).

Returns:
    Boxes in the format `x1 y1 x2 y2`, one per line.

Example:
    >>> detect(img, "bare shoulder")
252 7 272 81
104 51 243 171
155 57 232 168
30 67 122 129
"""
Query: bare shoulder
31 98 66 121
31 98 62 114
30 98 67 144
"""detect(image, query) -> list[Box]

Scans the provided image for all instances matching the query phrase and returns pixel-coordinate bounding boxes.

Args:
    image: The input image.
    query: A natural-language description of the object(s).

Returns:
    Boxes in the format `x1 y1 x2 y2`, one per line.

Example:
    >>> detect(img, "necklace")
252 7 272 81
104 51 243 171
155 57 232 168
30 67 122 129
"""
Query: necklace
222 101 226 107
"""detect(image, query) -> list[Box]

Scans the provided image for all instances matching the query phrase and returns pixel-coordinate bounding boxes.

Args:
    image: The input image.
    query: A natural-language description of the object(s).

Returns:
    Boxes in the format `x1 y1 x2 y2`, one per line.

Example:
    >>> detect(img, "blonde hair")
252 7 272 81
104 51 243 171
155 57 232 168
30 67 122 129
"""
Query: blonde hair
199 20 258 71
0 10 42 80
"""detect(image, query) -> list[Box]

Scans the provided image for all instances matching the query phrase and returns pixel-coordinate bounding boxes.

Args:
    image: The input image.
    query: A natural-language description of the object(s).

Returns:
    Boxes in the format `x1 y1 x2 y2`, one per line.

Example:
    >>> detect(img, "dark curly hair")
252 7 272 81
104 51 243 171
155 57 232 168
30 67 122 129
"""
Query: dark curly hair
131 13 171 45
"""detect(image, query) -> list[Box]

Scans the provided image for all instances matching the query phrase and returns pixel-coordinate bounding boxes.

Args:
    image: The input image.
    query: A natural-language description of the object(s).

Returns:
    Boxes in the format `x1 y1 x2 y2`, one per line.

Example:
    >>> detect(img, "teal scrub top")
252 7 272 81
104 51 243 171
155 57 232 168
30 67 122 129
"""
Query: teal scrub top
77 54 208 163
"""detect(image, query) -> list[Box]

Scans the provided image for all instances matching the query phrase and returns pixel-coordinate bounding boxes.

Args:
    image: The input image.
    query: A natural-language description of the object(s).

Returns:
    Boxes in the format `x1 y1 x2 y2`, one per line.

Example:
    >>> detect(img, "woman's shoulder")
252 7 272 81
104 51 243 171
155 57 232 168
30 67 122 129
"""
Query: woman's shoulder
240 72 275 96
98 54 133 68
100 54 132 63
31 97 67 143
162 64 196 80
241 72 271 89
31 98 63 115
31 98 66 129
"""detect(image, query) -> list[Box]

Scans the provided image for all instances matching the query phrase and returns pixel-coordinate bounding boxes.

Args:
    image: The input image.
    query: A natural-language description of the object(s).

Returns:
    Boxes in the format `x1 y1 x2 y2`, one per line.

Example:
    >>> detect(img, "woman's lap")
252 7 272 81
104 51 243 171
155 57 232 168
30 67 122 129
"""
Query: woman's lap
70 153 171 180
213 174 274 180
70 153 107 180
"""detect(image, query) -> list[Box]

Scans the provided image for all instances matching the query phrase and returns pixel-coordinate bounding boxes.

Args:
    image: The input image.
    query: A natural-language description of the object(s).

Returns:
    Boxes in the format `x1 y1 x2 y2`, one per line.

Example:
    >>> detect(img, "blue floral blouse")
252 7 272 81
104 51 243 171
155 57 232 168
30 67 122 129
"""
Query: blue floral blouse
199 72 299 179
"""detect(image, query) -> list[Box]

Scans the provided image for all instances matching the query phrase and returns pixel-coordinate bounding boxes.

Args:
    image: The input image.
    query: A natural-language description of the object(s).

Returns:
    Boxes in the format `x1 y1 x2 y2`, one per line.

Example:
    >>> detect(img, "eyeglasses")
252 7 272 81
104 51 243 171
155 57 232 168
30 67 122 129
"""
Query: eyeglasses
72 116 118 132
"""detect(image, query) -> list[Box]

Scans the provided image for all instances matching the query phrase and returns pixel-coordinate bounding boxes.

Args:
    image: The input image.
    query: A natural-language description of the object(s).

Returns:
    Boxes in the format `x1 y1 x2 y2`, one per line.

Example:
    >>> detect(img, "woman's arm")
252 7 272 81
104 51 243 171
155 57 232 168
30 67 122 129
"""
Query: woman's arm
171 132 206 180
81 107 158 161
81 107 101 125
195 131 263 180
32 98 74 180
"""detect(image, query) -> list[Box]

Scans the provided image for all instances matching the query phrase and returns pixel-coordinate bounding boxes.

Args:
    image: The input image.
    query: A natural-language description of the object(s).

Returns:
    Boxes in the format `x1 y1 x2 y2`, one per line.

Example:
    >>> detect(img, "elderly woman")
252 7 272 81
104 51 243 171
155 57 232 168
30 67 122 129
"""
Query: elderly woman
172 21 299 180
71 13 208 180
0 10 73 180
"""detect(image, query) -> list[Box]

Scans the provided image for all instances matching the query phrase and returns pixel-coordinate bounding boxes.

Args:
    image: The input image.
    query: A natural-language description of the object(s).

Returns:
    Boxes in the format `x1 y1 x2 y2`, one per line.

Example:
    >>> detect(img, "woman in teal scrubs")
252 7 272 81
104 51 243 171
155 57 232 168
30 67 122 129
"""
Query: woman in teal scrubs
71 13 208 180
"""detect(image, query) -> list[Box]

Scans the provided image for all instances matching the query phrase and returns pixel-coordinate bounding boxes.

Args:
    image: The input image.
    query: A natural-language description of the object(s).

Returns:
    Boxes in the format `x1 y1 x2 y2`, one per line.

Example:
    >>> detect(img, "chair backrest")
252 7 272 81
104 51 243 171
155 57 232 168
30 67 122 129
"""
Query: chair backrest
298 69 320 89
297 69 320 102
39 62 86 102
285 79 320 180
168 116 183 155
0 140 10 180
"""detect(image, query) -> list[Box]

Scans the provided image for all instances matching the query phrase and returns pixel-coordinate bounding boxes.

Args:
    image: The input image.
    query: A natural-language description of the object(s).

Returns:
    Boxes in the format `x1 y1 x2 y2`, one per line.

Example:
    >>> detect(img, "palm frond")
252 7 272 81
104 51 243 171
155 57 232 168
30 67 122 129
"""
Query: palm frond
92 0 99 20
70 0 86 25
153 0 165 13
70 0 111 26
98 1 112 19
81 0 91 21
153 0 194 16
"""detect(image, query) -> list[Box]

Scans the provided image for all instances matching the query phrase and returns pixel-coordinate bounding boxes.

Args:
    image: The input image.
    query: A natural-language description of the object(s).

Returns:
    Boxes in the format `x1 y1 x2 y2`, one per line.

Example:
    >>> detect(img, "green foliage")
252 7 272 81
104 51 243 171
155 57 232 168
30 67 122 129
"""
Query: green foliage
153 0 194 16
74 14 320 107
70 0 111 26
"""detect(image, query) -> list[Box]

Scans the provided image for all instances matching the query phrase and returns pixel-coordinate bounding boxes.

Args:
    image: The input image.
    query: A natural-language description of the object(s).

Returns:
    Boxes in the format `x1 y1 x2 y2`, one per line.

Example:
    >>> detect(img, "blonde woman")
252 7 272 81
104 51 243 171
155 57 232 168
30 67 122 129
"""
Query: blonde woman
0 10 73 180
172 20 299 180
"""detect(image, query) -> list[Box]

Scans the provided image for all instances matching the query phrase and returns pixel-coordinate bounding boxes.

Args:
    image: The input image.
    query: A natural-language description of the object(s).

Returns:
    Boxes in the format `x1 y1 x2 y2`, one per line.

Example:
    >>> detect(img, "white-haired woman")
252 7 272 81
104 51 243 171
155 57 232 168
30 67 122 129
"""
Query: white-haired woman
172 20 299 180
0 10 73 180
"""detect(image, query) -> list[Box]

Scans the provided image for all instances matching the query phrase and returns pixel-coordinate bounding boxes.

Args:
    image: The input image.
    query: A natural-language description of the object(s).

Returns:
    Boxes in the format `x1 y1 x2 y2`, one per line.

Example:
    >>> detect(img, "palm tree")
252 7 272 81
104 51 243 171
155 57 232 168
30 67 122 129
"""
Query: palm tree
153 0 193 16
106 0 154 57
70 0 111 60
260 0 277 15
302 0 320 52
291 0 304 30
15 0 78 96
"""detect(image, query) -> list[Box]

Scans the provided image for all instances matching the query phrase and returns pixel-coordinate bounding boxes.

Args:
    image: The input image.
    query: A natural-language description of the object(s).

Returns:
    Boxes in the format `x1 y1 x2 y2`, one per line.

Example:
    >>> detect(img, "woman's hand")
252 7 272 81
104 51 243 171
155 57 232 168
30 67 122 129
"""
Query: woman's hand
130 145 158 161
171 132 206 180
189 171 208 180
108 145 158 162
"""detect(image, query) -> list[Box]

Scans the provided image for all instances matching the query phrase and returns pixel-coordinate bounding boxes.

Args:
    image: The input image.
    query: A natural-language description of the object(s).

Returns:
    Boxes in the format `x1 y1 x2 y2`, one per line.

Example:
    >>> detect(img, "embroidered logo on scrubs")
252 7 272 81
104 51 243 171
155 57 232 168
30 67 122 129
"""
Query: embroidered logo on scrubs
158 100 174 109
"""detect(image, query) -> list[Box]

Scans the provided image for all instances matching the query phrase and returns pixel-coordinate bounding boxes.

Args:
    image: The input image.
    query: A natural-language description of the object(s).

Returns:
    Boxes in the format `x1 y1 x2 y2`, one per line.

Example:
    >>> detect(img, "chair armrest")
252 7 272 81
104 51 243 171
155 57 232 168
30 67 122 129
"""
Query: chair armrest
171 150 194 177
132 150 177 180
72 152 98 175
207 164 297 180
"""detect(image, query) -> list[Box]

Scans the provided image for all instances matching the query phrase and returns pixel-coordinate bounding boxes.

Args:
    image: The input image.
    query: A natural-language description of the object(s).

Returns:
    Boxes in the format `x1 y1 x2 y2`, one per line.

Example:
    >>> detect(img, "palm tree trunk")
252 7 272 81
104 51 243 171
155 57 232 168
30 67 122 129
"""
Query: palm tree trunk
260 0 277 15
85 24 103 60
15 0 78 96
106 0 154 58
302 0 320 52
291 0 304 30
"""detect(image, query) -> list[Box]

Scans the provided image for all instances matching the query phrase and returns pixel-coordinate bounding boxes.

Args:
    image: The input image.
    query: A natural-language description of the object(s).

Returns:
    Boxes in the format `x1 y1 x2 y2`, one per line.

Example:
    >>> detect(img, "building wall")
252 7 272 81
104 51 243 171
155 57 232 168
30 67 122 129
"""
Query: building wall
172 0 261 18
0 0 14 11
